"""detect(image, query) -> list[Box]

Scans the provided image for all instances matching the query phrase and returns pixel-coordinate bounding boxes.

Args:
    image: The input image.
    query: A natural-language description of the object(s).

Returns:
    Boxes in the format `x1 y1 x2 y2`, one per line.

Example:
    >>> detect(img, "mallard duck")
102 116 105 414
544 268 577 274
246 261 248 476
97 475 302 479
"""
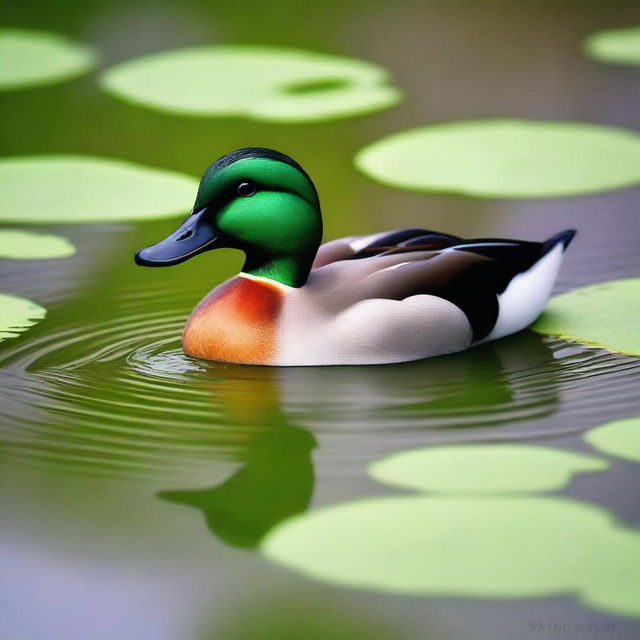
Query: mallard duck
135 148 575 366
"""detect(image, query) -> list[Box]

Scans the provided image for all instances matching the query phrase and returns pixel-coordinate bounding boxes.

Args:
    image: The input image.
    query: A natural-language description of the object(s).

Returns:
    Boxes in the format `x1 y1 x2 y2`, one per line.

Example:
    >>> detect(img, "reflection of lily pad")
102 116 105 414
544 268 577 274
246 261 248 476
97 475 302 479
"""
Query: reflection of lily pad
355 120 640 198
584 25 640 67
0 156 198 223
369 445 607 494
585 417 640 463
0 293 46 341
0 230 75 259
532 278 640 357
100 45 401 122
262 496 640 617
0 28 95 91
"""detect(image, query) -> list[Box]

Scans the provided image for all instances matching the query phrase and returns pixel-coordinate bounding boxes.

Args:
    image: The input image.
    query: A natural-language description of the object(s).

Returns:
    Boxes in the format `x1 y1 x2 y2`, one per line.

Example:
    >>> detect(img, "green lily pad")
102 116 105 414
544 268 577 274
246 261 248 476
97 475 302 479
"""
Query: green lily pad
355 120 640 198
100 45 401 122
0 156 198 224
585 417 640 463
369 445 607 494
0 230 75 259
584 25 640 67
532 278 640 356
262 496 640 617
0 28 95 91
0 293 46 341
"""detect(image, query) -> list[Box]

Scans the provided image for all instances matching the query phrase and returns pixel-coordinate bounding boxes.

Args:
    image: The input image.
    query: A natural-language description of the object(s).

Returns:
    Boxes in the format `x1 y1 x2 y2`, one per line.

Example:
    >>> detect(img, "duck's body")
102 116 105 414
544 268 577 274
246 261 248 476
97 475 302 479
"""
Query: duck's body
136 148 575 367
181 227 573 366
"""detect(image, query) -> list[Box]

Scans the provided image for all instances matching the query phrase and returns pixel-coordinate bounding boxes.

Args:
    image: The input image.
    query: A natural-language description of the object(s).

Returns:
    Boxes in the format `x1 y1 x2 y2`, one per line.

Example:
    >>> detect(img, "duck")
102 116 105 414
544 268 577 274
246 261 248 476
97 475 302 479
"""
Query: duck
135 147 575 366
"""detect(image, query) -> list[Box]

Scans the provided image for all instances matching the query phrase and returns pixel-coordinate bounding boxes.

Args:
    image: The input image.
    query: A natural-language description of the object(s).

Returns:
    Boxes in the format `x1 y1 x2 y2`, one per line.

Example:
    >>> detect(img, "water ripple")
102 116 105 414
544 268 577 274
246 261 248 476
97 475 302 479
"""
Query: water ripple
1 299 639 480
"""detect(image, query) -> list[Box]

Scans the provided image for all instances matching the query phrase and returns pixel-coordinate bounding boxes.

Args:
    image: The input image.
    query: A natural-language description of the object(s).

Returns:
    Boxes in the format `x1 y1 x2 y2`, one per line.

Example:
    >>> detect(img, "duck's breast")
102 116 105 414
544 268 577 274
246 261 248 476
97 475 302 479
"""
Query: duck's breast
182 276 283 365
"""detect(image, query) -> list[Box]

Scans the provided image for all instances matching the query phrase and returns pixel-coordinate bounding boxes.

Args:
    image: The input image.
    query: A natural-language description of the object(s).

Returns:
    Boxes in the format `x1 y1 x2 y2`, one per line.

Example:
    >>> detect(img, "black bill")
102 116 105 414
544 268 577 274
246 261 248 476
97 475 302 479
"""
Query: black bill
134 208 224 267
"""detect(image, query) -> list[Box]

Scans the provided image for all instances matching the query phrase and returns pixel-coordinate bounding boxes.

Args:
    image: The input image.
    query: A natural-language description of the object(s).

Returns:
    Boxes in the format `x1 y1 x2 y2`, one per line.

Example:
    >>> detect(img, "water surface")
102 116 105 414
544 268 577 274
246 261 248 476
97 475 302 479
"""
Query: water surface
1 1 640 638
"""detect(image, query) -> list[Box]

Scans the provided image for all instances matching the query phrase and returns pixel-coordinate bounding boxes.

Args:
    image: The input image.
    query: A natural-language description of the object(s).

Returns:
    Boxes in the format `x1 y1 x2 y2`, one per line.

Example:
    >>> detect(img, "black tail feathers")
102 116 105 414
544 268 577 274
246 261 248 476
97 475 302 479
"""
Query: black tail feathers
541 229 576 256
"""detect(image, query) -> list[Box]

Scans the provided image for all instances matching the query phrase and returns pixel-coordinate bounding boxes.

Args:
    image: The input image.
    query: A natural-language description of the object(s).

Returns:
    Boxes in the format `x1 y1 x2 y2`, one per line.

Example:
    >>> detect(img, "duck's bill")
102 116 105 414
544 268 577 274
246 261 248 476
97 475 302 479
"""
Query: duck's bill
134 208 223 267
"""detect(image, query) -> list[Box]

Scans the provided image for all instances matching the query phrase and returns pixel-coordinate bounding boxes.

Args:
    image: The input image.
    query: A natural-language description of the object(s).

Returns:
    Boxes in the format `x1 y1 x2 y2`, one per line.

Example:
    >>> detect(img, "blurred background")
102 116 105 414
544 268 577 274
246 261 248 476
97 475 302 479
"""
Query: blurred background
1 1 640 639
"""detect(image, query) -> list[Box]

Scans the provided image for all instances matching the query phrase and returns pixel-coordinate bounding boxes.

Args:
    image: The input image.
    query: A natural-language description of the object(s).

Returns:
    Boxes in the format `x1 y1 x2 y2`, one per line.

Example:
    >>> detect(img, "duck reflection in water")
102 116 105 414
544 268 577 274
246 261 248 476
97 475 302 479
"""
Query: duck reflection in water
159 367 316 549
275 330 562 429
158 330 561 548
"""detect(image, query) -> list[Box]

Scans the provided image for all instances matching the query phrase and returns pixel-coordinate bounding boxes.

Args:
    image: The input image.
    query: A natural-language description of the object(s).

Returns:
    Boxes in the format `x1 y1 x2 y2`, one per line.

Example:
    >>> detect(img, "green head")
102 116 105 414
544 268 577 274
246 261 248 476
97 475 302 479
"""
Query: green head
135 148 323 287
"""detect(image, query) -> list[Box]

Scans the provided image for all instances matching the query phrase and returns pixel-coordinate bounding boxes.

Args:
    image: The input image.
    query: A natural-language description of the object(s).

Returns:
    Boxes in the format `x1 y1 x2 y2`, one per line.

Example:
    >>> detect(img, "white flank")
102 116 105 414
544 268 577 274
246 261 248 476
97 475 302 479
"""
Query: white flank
482 243 565 343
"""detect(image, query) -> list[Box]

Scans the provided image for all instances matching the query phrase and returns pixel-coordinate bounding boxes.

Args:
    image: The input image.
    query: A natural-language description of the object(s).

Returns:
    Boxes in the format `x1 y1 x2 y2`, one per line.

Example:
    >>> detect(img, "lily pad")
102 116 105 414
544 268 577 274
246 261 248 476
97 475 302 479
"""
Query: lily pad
0 156 198 224
0 230 75 259
584 25 640 67
532 278 640 356
369 445 607 494
0 293 46 341
100 45 401 122
262 496 640 617
0 28 95 91
585 417 640 463
355 120 640 198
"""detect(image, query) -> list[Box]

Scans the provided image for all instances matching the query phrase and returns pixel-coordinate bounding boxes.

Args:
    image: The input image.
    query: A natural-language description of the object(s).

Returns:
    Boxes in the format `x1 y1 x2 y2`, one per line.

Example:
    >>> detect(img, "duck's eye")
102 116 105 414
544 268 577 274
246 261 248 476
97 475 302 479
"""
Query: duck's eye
237 181 256 197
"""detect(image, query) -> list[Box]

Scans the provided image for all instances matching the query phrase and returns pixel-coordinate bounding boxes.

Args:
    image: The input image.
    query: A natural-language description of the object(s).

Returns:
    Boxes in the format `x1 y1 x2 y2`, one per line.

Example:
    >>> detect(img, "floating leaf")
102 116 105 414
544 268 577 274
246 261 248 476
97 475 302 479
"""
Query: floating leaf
585 417 640 463
355 120 640 198
0 293 46 341
369 445 607 494
0 156 198 224
584 24 640 67
0 230 75 259
0 28 95 91
262 496 640 617
100 45 401 122
532 278 640 356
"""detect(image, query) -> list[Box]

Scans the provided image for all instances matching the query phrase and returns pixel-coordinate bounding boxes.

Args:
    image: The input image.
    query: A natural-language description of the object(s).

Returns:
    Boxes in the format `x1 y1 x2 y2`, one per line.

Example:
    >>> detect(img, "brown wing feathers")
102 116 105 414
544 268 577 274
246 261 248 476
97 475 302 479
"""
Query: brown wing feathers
347 228 574 342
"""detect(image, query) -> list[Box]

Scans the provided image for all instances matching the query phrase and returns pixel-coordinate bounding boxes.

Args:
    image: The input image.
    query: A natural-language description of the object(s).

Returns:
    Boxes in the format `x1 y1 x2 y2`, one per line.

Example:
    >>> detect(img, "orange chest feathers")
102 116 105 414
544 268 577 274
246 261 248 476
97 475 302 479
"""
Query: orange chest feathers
182 276 283 365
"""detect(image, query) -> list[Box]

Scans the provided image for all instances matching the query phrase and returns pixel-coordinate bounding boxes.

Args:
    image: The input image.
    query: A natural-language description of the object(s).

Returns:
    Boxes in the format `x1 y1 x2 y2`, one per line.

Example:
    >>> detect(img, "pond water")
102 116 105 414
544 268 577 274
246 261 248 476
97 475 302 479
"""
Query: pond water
1 1 640 639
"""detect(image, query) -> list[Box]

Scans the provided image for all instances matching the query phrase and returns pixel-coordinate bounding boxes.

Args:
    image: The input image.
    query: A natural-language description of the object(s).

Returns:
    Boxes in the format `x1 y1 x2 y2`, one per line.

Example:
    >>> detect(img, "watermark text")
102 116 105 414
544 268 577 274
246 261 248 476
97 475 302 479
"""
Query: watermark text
528 622 615 633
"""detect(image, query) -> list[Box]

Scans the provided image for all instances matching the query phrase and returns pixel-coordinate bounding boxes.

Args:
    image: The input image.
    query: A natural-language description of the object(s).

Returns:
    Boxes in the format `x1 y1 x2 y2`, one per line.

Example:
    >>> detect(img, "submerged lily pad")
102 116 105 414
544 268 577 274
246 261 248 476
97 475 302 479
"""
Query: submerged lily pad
262 496 640 617
355 120 640 198
585 417 640 463
532 278 640 356
0 230 75 259
584 25 640 67
0 156 198 223
0 293 46 341
369 445 607 493
100 45 401 122
0 28 95 91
